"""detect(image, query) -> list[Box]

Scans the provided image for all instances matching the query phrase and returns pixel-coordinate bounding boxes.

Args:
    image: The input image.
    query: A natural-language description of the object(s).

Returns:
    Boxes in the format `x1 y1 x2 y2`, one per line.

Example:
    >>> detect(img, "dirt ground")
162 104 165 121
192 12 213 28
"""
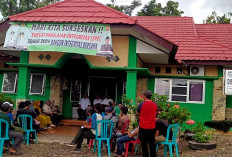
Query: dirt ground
3 132 232 157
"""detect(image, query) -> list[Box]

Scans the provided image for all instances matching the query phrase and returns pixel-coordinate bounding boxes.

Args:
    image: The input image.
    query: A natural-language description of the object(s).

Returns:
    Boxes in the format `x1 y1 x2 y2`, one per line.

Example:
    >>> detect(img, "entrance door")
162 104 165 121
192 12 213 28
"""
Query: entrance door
89 77 117 103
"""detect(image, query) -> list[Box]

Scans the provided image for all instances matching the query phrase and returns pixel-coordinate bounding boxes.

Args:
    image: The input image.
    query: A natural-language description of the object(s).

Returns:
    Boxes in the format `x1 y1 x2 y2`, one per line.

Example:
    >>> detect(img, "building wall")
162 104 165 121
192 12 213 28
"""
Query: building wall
212 77 226 120
84 36 129 67
150 77 213 122
50 74 63 112
136 77 147 98
29 51 65 65
145 65 218 77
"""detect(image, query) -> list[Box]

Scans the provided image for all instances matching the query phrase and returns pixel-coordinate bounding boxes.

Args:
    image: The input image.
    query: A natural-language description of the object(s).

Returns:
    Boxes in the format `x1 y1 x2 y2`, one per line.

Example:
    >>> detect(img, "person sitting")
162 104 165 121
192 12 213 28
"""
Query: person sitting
42 100 53 118
101 95 114 106
93 95 102 106
0 102 24 155
16 101 40 142
116 127 139 157
33 100 53 130
52 105 63 126
102 106 118 150
67 104 102 152
113 104 123 117
155 118 173 142
5 102 15 123
117 106 130 136
77 94 91 120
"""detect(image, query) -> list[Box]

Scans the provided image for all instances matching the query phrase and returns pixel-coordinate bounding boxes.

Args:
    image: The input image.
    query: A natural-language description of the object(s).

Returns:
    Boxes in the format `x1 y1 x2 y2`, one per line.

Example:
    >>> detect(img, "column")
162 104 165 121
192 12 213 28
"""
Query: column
126 71 137 105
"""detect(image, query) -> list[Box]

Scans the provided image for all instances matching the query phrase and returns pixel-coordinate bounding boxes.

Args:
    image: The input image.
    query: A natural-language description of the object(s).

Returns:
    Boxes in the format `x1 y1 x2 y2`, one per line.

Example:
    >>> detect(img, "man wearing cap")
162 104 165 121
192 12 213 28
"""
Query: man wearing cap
102 106 118 150
137 90 158 157
0 102 23 155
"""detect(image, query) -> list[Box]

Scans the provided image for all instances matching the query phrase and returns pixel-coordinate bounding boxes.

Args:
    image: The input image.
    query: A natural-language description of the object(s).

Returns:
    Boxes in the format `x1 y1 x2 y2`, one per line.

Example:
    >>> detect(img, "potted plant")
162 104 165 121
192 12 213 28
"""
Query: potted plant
188 123 216 150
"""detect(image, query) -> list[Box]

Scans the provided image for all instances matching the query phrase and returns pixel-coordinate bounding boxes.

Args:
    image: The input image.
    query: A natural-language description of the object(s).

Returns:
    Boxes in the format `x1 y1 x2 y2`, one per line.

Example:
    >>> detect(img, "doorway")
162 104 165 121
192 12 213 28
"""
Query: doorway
89 76 117 103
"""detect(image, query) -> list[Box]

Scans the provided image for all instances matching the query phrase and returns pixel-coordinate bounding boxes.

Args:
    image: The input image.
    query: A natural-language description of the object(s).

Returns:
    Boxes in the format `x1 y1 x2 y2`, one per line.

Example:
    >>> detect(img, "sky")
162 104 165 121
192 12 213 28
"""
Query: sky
1 0 231 23
95 0 232 24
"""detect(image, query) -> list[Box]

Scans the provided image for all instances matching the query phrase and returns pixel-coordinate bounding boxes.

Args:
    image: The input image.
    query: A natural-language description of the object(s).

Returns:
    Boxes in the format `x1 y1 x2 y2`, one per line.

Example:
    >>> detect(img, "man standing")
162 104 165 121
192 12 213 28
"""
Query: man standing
137 90 158 157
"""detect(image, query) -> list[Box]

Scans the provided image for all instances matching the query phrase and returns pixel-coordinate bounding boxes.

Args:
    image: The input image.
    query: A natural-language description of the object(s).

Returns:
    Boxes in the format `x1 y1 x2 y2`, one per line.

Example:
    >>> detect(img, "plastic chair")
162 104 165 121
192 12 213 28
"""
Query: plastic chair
17 114 38 145
156 124 180 157
93 120 114 157
125 138 141 157
0 119 10 157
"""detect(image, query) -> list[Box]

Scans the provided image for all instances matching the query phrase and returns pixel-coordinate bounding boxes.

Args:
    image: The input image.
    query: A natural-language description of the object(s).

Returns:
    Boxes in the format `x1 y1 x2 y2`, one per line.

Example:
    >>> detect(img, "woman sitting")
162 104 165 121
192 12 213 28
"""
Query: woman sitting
33 100 54 130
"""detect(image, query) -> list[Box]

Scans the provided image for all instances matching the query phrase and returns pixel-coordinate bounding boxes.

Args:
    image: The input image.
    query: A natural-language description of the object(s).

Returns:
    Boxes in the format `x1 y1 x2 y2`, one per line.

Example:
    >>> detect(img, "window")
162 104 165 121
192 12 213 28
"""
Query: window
70 79 82 102
155 67 161 74
2 72 18 93
155 78 205 103
29 73 46 95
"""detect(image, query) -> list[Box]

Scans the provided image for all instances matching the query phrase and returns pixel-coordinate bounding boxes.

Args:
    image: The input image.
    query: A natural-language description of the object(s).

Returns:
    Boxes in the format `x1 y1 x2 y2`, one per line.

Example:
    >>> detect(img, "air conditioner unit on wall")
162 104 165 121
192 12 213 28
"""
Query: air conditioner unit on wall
190 65 205 76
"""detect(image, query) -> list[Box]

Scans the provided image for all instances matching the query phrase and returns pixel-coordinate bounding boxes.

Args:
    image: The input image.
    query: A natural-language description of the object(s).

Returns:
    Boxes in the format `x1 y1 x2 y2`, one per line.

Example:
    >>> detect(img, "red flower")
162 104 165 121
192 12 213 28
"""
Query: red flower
174 105 180 108
186 119 195 125
167 104 170 107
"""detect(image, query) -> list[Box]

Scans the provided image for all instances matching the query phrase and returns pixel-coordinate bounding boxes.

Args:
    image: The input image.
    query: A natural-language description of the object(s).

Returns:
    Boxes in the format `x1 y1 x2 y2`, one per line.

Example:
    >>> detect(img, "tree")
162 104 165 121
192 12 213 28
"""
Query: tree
106 0 142 16
204 11 232 24
137 0 184 16
0 0 61 19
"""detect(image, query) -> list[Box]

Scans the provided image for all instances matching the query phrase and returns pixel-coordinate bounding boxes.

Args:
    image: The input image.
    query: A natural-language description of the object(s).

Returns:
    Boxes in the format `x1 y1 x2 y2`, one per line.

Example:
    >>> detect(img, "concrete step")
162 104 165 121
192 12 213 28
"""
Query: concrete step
61 119 86 127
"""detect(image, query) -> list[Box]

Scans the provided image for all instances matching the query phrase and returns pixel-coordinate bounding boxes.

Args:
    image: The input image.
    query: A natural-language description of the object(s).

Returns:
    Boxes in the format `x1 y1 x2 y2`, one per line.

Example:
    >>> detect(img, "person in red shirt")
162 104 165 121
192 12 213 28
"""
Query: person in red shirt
137 90 158 157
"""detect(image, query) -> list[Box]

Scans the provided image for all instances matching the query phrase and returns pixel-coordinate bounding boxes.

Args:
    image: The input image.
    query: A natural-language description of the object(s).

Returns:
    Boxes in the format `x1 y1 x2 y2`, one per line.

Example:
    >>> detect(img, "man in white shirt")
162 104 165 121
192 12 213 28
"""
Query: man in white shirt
78 94 91 120
101 95 114 106
93 95 102 105
43 100 53 116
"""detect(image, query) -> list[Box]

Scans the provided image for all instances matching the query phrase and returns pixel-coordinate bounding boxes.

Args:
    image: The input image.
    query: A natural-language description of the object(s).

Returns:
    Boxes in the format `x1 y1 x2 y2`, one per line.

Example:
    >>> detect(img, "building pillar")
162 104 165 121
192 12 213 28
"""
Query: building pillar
16 51 30 107
126 71 137 105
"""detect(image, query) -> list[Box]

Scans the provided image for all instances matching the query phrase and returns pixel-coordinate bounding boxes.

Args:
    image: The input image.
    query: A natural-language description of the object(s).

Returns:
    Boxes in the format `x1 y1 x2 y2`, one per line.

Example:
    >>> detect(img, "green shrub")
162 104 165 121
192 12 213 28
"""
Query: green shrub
204 120 232 132
0 93 14 105
192 132 213 143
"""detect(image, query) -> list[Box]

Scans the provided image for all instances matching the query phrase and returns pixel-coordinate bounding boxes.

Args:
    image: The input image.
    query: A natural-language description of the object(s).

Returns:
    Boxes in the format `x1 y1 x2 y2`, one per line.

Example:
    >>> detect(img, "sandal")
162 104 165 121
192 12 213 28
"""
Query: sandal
10 151 23 155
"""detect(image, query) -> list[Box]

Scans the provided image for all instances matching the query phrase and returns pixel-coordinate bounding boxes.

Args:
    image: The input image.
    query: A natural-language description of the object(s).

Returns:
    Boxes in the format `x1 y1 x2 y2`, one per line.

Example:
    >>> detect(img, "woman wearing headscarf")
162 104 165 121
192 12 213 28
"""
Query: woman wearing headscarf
33 100 53 130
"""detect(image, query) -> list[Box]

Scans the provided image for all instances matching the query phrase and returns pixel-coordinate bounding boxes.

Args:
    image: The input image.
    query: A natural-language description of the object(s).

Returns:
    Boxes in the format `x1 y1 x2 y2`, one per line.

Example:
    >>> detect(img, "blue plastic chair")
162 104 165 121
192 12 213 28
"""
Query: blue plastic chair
93 120 114 157
156 124 180 157
0 119 10 157
17 114 38 145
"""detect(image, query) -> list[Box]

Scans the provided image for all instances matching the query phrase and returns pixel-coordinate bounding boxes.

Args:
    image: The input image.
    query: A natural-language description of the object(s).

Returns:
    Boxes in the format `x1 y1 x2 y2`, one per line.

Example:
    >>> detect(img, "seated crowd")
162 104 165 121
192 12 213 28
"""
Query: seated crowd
69 92 172 157
0 100 62 155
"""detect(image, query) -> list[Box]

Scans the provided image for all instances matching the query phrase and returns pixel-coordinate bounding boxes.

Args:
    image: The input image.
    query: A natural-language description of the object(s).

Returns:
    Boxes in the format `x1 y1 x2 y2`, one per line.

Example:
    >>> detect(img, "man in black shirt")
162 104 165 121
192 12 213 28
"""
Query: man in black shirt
155 118 173 142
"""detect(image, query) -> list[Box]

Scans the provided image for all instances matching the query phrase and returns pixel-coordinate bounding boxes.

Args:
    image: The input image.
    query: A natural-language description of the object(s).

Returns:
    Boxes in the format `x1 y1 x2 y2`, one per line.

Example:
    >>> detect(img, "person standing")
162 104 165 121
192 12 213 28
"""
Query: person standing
137 90 158 157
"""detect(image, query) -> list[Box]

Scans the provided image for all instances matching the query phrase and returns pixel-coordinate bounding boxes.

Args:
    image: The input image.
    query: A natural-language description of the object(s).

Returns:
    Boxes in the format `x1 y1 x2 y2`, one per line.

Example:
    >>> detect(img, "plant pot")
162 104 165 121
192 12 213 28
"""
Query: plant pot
189 140 217 150
185 133 195 140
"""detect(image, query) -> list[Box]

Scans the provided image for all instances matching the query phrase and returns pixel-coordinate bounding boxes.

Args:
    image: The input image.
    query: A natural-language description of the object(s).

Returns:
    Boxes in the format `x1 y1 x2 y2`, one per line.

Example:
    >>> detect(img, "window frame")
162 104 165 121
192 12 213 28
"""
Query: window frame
1 72 18 93
155 78 205 104
29 73 46 95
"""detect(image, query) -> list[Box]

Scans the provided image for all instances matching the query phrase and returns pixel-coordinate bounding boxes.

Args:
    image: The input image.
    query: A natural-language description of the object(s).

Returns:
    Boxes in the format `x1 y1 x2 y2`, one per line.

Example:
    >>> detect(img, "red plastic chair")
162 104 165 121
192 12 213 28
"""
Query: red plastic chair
125 138 141 157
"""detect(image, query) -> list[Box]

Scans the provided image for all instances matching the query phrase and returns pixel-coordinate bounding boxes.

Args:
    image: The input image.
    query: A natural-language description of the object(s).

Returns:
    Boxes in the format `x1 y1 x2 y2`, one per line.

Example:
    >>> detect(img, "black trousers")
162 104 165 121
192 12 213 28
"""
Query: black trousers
139 127 156 157
77 108 86 120
73 128 95 149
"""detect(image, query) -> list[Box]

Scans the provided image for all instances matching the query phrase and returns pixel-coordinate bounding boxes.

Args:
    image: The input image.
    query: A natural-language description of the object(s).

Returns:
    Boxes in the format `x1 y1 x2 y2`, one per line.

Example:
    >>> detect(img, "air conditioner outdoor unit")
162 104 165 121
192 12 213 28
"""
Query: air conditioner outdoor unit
190 65 205 76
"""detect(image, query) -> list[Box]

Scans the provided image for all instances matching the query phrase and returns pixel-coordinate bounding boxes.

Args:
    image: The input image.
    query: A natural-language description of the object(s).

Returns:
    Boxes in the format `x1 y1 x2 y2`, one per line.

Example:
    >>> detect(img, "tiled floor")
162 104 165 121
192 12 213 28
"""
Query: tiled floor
40 126 80 136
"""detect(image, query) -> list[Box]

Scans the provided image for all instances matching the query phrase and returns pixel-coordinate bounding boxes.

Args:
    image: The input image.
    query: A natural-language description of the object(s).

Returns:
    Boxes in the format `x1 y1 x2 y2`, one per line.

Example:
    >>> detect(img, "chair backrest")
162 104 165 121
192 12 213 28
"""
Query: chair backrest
0 119 9 140
122 120 130 134
96 120 114 140
17 114 34 130
165 124 180 143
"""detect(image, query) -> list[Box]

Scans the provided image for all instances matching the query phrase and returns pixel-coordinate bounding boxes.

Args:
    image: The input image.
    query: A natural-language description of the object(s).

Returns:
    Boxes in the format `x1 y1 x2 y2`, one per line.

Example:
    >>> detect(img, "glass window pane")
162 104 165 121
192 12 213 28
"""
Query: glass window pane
30 74 45 94
171 95 187 102
2 73 17 92
156 79 170 96
172 79 187 86
172 87 187 95
189 82 203 101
